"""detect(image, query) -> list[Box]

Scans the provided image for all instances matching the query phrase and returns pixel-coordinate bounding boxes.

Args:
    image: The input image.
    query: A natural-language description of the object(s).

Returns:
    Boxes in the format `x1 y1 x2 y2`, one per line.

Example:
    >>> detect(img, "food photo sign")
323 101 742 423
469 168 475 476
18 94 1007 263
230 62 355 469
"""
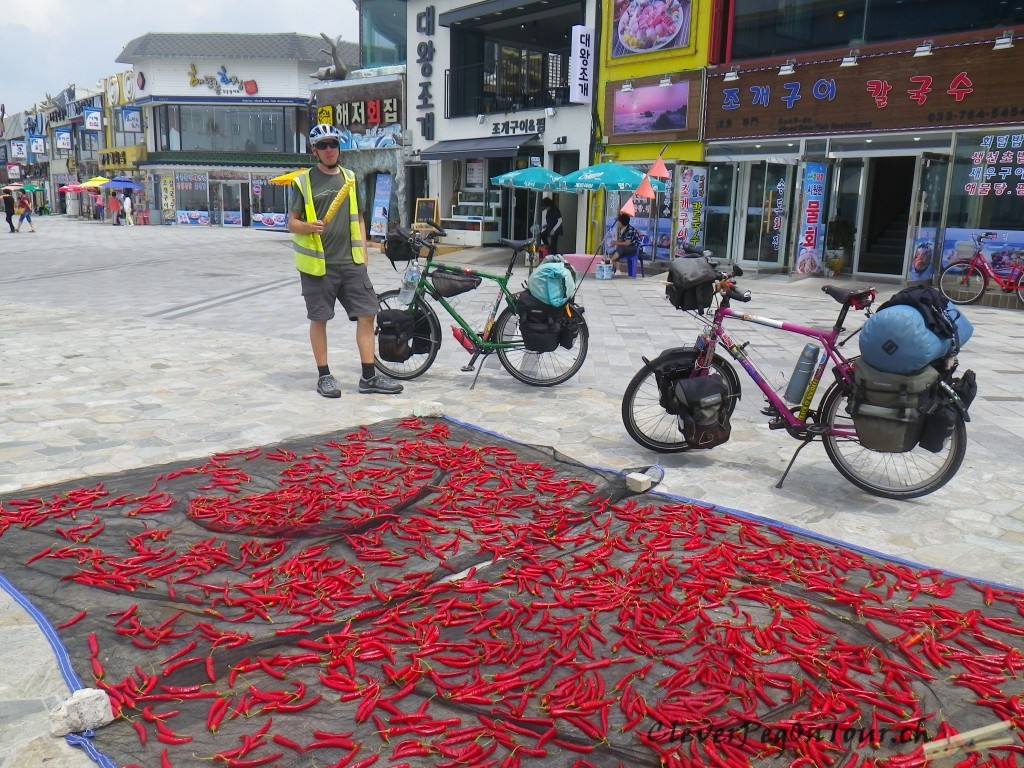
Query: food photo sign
611 0 692 58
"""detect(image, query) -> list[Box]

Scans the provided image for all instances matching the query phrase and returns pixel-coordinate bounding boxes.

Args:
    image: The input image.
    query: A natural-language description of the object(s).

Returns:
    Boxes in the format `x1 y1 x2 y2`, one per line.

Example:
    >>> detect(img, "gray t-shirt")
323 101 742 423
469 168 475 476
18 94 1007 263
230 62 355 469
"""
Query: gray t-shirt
290 167 354 266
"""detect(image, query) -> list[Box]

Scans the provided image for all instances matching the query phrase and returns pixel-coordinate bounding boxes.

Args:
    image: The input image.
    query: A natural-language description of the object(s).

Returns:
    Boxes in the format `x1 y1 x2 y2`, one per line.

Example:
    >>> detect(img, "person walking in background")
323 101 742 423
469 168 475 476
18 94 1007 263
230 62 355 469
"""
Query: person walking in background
540 197 563 255
1 190 15 233
108 192 122 225
123 194 134 226
606 212 640 275
15 191 36 233
287 123 403 398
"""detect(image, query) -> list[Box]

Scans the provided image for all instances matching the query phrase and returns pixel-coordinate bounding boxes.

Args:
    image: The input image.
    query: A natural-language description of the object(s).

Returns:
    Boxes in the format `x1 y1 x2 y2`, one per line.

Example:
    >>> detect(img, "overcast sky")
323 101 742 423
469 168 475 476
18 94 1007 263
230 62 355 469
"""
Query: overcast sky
0 0 361 114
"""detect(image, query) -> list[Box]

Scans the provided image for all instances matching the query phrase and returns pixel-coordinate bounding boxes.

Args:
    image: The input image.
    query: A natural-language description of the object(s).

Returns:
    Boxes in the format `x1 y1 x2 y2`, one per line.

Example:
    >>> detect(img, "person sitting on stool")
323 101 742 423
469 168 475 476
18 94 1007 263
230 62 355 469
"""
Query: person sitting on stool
607 212 641 275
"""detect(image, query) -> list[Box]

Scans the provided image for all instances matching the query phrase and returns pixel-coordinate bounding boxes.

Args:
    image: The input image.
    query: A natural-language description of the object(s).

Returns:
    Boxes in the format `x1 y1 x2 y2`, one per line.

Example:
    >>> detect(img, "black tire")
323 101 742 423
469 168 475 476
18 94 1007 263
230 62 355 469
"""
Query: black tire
493 307 588 387
621 350 741 453
938 262 987 305
819 382 966 500
1016 270 1024 308
374 290 441 380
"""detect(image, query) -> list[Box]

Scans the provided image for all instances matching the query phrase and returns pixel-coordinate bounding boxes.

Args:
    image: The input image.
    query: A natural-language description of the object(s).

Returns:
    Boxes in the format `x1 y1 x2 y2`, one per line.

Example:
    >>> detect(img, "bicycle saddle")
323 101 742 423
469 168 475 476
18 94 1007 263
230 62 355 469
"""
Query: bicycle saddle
499 237 534 250
822 285 875 307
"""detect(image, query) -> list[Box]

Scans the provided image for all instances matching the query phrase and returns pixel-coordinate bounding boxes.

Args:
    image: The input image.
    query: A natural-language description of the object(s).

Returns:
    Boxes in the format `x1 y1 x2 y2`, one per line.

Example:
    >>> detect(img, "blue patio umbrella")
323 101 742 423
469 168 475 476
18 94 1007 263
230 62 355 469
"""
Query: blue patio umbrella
100 176 144 191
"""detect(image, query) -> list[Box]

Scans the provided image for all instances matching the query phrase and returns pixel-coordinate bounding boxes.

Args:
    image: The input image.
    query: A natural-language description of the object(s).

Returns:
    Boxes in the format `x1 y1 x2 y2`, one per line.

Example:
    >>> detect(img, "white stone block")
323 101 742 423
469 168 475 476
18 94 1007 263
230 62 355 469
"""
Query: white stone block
626 472 653 493
49 688 114 736
413 401 444 417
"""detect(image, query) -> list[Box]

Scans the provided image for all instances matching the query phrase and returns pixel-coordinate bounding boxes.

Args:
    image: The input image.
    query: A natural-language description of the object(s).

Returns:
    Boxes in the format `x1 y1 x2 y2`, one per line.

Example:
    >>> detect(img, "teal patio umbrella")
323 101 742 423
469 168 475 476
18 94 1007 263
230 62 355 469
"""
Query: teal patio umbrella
555 162 666 193
490 166 563 241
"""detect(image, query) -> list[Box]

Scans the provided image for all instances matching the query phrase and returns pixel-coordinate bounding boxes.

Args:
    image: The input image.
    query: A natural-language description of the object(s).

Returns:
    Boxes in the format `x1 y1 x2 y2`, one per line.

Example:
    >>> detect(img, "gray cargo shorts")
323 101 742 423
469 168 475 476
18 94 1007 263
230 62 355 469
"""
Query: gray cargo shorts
300 260 379 322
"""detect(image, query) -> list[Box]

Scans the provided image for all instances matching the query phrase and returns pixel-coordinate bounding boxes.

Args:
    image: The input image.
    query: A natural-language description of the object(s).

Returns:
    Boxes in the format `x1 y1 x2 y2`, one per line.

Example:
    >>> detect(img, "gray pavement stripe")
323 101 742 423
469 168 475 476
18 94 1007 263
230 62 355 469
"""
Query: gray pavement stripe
146 278 296 319
0 257 173 285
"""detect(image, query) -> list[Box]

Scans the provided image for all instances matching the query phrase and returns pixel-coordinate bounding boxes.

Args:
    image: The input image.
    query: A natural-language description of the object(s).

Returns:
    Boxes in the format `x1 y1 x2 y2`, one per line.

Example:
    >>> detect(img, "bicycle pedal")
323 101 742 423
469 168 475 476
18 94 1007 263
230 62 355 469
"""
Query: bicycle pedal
768 418 788 430
760 404 779 416
460 363 476 372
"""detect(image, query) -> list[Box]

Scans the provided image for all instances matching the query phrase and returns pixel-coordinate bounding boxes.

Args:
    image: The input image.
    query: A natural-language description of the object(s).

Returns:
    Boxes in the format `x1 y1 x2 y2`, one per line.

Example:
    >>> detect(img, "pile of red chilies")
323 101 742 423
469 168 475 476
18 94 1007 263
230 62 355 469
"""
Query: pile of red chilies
2 418 1023 768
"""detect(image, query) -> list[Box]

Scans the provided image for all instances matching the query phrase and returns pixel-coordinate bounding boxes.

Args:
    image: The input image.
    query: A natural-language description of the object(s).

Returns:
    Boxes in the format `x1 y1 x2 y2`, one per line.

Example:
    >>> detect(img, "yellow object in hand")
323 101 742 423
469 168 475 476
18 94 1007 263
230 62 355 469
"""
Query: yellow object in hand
321 178 354 225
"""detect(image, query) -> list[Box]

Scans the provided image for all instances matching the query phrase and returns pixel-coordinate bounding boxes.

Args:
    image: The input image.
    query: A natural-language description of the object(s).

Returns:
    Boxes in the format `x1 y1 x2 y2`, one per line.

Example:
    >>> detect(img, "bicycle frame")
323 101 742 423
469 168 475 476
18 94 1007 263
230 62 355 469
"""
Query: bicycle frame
696 302 860 434
413 256 521 352
958 233 1024 288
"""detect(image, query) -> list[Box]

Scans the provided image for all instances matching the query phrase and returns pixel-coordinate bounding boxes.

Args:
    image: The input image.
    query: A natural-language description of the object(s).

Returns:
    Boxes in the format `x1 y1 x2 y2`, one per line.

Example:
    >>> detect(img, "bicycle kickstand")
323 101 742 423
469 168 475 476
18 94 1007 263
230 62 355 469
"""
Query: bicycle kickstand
775 438 815 489
466 352 489 390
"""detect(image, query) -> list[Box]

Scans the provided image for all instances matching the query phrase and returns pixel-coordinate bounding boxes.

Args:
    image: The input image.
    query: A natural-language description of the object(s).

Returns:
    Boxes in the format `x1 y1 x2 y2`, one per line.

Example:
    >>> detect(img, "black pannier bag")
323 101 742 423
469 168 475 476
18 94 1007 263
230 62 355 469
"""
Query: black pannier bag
376 309 416 362
918 369 977 453
384 232 420 270
666 255 717 311
430 267 482 298
850 359 938 453
515 291 562 353
673 374 732 449
558 303 585 350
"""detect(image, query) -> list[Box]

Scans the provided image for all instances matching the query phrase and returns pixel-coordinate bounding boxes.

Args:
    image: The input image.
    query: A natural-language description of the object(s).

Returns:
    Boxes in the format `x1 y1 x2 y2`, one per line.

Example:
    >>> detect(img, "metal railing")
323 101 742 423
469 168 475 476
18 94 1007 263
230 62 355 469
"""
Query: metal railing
445 55 569 119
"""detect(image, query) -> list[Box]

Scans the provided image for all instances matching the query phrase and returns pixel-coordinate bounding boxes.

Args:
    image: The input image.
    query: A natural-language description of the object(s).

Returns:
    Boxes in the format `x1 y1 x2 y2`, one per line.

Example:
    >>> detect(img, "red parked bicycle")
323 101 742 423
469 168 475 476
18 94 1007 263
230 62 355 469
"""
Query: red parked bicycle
938 231 1024 306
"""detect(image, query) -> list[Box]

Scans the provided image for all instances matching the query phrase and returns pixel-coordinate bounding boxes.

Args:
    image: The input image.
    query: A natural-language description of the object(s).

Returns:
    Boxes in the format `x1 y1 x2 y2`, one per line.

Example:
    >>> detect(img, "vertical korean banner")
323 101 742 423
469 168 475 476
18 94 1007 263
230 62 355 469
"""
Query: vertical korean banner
796 162 826 274
675 164 707 254
369 172 393 239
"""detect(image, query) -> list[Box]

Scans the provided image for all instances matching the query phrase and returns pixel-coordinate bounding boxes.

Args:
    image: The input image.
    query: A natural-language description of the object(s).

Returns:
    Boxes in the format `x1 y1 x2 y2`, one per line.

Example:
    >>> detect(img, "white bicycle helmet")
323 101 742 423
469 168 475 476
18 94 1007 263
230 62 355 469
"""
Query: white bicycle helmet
308 123 342 146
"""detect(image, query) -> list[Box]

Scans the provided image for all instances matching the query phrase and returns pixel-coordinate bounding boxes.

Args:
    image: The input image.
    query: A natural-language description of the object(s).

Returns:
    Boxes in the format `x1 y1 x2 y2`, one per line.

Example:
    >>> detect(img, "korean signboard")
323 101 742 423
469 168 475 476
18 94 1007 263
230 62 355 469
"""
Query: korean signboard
706 33 1024 140
796 162 826 274
568 25 594 104
415 5 436 141
676 164 707 252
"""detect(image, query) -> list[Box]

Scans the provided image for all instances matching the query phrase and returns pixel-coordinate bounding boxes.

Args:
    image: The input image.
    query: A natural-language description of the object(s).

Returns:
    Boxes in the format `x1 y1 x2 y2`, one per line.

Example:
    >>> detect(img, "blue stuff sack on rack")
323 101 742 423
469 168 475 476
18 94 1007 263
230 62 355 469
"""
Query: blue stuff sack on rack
859 287 973 374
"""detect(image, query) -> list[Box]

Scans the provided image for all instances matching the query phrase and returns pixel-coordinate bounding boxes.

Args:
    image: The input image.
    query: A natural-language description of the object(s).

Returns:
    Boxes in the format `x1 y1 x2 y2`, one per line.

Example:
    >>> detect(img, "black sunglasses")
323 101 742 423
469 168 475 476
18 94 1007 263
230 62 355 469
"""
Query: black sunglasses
314 140 340 150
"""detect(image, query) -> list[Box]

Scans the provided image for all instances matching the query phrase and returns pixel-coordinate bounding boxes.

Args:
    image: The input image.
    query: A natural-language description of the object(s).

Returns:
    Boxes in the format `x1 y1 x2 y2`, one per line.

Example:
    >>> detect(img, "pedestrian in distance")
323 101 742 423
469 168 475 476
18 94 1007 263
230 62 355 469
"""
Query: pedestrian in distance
540 196 563 255
108 192 122 225
287 123 404 398
15 191 36 233
123 194 134 226
1 190 15 233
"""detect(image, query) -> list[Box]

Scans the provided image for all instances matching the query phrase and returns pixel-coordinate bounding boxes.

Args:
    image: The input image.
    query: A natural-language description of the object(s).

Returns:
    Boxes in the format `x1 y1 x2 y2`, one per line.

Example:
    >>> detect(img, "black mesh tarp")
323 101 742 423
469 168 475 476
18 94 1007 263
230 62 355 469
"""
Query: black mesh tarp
1 417 1022 768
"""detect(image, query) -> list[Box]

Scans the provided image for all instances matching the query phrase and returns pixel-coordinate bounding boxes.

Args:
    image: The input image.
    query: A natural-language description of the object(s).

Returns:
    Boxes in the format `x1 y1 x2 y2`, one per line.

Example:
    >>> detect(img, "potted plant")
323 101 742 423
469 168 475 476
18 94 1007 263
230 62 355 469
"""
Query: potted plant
825 218 856 275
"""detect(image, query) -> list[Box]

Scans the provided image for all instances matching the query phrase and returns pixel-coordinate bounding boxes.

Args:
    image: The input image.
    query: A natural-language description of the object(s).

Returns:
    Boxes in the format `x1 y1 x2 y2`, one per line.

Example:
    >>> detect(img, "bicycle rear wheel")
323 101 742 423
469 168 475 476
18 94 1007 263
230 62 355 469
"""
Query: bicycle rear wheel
1016 270 1024 307
938 262 987 305
819 382 966 500
492 307 588 386
621 350 740 453
374 290 441 380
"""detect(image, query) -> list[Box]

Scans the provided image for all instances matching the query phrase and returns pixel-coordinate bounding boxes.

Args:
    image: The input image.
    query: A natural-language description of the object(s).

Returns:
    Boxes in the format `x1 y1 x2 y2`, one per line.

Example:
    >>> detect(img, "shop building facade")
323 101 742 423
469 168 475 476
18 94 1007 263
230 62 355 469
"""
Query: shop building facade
114 33 356 228
702 1 1024 284
403 0 598 250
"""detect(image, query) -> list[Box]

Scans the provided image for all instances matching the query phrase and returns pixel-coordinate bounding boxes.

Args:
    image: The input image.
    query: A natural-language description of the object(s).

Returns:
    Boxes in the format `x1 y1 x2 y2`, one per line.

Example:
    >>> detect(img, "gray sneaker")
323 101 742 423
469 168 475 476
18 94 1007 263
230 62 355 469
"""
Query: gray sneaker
317 374 342 398
359 373 404 395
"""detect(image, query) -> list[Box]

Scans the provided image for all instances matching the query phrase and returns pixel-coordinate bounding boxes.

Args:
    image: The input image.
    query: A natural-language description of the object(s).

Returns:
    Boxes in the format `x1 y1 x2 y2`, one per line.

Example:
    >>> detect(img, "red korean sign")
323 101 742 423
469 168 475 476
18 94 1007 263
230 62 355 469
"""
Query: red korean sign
706 34 1024 140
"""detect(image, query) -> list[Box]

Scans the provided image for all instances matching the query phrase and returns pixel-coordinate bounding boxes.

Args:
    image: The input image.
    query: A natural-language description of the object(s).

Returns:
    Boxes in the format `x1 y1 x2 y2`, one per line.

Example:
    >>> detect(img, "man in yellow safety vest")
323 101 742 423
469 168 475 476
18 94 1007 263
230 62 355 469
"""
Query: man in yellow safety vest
288 123 403 397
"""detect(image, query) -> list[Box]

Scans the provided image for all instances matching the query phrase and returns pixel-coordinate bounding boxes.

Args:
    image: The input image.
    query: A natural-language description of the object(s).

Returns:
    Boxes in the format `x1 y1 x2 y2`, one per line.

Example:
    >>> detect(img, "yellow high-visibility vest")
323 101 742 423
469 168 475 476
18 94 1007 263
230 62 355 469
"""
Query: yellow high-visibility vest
291 168 365 276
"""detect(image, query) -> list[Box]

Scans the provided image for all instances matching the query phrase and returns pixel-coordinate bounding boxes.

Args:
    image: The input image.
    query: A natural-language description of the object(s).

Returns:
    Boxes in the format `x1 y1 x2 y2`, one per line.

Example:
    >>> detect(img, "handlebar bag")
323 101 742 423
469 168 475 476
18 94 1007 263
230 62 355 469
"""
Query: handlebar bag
384 232 421 270
376 309 416 362
850 359 938 452
430 267 482 298
673 374 732 449
666 255 717 311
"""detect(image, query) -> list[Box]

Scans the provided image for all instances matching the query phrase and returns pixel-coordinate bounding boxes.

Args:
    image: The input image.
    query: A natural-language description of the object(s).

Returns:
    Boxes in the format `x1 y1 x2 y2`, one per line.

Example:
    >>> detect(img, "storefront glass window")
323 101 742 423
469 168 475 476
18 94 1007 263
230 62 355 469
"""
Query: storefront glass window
154 106 290 153
946 129 1024 231
732 0 1024 59
361 0 407 68
705 164 735 261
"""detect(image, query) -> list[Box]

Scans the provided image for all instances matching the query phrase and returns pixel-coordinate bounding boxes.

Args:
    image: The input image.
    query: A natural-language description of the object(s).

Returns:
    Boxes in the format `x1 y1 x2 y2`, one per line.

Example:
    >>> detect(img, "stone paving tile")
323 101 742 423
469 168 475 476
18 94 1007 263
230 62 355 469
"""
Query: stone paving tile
1 217 1024 766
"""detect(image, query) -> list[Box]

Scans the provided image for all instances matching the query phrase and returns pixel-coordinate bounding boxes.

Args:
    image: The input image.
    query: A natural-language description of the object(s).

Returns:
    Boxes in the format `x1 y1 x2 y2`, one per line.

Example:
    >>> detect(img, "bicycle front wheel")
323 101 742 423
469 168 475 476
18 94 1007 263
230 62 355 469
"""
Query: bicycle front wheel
819 382 966 500
1015 270 1024 307
374 290 441 380
621 350 740 453
492 307 589 386
938 262 987 305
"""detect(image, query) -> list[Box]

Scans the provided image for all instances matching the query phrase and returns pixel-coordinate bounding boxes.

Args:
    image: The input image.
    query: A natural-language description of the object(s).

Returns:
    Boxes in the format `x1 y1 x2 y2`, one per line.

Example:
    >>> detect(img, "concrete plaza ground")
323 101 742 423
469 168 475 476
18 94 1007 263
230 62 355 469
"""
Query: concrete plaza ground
1 216 1023 767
